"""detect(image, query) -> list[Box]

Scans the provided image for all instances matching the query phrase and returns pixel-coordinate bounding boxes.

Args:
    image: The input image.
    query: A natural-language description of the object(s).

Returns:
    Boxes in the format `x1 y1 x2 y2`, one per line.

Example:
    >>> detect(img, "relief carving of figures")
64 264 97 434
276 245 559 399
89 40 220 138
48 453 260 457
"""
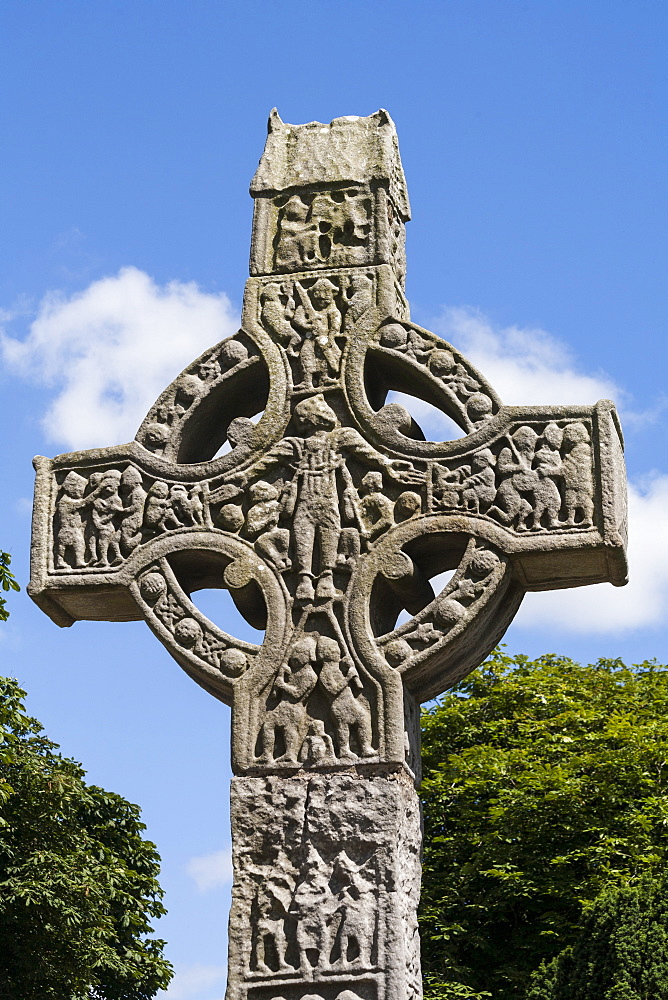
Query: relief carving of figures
257 633 374 766
260 635 319 765
87 470 124 567
317 637 374 761
259 272 374 389
331 852 376 967
253 876 293 975
291 279 343 390
293 846 332 970
55 471 100 569
241 393 415 602
430 420 595 533
273 188 372 272
562 422 594 527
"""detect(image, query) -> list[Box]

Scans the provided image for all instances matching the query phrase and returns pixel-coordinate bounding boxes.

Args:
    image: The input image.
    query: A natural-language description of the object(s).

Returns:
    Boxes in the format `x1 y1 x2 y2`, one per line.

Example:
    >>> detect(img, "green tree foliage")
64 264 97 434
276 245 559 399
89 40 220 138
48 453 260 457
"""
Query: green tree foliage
419 650 668 1000
0 676 173 998
527 875 668 999
0 552 19 622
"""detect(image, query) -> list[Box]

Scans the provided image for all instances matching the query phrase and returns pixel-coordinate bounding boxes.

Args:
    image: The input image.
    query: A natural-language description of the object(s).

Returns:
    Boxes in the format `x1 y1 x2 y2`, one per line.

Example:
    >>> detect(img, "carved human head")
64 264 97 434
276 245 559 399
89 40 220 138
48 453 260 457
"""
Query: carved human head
395 491 421 521
512 425 539 451
316 635 341 664
62 470 87 498
310 278 337 308
260 282 282 303
148 481 170 500
249 480 279 504
293 394 338 433
562 422 589 448
121 466 143 490
98 470 122 496
542 422 563 449
289 634 318 669
361 470 383 494
472 448 495 470
227 416 255 448
144 422 170 450
282 194 308 221
218 504 245 533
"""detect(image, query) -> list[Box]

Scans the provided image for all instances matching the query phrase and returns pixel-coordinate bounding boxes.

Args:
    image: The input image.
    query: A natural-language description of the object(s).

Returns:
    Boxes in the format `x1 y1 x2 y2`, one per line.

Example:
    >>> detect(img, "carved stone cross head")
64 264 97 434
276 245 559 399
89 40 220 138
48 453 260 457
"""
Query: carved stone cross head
29 109 628 1000
30 109 627 783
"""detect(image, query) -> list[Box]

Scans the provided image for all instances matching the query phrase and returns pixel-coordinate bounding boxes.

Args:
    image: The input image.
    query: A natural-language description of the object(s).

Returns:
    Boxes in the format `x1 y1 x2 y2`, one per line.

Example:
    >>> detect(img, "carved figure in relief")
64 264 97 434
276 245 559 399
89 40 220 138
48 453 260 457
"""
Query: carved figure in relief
336 527 361 571
299 719 336 765
246 481 291 571
253 878 293 974
166 484 204 528
55 471 96 569
218 503 245 533
562 422 594 527
119 466 147 555
342 273 373 335
293 846 331 970
460 449 496 514
144 481 171 535
358 471 394 542
249 394 413 602
310 189 370 260
88 470 124 566
317 636 374 760
332 852 376 966
291 279 343 389
487 426 539 531
227 416 256 451
395 491 422 522
274 195 316 270
259 635 319 764
532 423 564 528
260 282 299 350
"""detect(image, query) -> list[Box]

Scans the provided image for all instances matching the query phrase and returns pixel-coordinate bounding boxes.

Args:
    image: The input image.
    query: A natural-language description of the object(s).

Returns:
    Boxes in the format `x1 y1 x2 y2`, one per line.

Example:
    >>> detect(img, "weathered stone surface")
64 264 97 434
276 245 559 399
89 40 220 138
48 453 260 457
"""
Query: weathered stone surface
28 109 628 1000
227 771 421 1000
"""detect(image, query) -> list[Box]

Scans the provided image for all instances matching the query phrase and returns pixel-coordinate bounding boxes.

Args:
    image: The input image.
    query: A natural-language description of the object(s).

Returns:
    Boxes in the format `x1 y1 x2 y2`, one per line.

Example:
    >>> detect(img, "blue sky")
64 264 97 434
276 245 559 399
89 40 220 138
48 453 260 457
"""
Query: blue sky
1 3 666 998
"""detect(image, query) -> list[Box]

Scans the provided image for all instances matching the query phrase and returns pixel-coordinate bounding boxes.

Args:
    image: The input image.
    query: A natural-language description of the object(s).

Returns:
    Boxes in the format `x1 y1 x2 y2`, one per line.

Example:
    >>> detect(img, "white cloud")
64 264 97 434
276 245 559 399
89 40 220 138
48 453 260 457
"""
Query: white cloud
516 475 668 633
435 305 622 409
158 964 226 999
186 847 232 892
1 267 238 450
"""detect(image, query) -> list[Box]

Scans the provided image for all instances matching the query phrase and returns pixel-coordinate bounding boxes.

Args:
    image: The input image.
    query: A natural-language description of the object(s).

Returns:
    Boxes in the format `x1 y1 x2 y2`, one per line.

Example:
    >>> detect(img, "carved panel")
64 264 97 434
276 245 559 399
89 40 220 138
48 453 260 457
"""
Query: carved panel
227 772 420 1000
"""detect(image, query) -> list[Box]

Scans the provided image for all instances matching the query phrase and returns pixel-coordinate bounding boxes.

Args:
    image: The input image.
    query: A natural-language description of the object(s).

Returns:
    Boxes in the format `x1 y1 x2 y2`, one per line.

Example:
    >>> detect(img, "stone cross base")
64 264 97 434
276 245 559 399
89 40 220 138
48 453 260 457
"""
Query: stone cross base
226 770 422 1000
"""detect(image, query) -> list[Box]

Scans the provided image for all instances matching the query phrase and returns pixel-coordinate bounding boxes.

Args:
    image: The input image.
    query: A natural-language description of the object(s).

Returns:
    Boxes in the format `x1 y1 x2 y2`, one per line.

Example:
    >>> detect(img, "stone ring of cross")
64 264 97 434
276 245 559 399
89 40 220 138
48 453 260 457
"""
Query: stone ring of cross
29 109 628 1000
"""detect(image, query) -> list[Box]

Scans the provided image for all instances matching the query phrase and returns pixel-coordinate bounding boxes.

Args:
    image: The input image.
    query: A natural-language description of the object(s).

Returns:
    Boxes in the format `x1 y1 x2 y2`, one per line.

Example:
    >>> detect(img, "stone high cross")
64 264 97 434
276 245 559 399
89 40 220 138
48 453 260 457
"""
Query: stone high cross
29 111 628 1000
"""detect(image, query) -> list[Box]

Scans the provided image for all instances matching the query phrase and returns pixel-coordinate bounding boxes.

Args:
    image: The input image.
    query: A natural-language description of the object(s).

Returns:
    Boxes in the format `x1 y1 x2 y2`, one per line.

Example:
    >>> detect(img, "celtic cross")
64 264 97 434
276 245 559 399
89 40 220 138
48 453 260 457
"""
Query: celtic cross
29 110 627 1000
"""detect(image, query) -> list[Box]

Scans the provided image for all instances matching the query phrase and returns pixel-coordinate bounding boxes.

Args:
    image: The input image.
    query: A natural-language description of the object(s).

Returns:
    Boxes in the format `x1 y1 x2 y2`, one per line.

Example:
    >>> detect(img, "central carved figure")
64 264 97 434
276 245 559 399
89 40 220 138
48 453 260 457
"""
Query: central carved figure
29 110 628 1000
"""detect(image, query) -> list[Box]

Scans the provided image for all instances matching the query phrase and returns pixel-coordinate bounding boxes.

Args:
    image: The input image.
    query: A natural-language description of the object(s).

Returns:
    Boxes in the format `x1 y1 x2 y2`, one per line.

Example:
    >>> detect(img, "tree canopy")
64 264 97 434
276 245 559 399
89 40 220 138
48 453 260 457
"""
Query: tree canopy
527 874 668 1000
0 675 173 998
419 650 668 1000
